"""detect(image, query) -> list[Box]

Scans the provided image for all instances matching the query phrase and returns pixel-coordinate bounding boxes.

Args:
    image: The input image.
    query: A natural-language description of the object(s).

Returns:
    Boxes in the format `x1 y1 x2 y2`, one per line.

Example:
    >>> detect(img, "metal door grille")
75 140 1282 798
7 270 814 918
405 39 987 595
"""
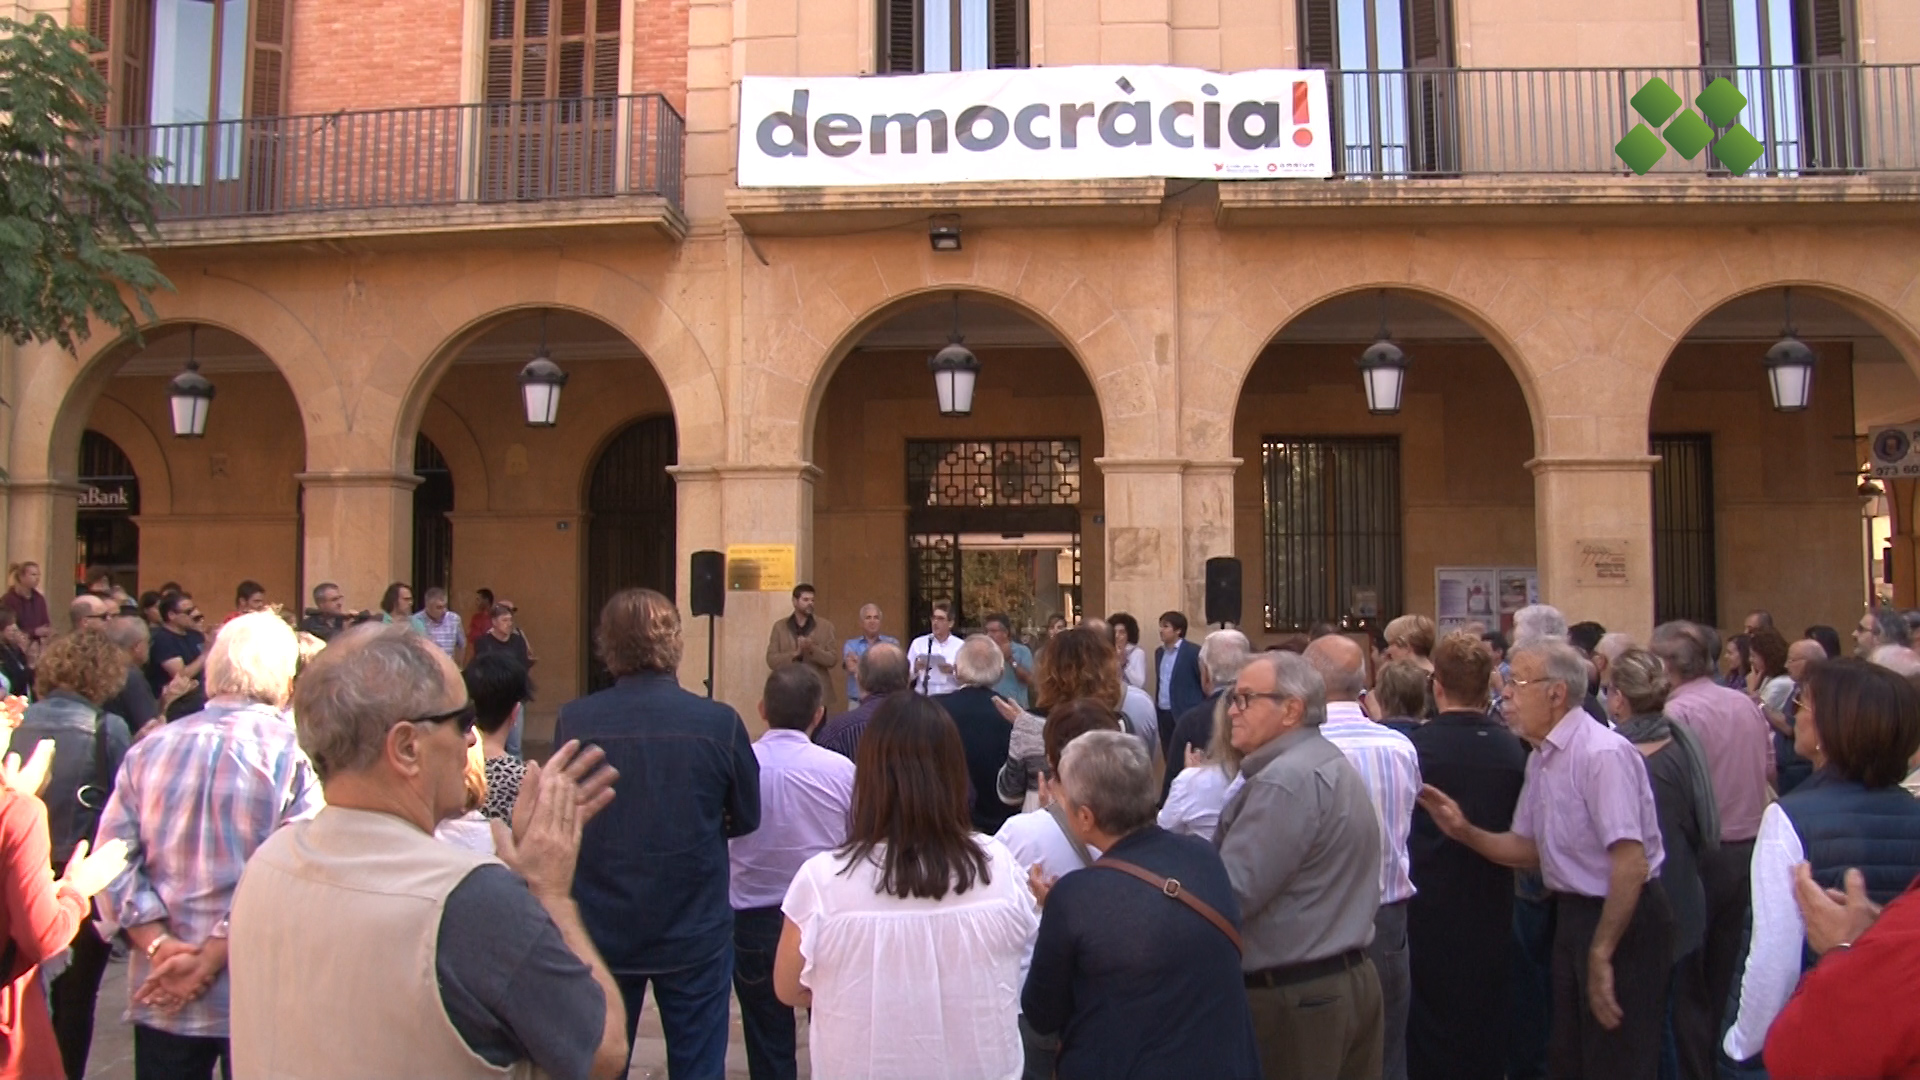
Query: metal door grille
1261 437 1402 630
907 439 1081 507
585 416 677 690
412 435 454 594
1652 434 1718 626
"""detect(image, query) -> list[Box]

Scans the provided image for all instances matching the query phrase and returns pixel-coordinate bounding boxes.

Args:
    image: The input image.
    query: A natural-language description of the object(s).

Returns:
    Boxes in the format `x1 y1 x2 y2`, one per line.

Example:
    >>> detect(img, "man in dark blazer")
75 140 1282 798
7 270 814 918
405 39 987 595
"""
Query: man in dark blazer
933 635 1018 835
555 588 760 1079
1154 610 1207 758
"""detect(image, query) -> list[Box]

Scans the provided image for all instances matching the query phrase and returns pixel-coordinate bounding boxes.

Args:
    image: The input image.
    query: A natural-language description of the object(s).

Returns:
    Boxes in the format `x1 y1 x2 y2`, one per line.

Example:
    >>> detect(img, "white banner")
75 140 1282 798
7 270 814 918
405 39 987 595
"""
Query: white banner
737 66 1332 187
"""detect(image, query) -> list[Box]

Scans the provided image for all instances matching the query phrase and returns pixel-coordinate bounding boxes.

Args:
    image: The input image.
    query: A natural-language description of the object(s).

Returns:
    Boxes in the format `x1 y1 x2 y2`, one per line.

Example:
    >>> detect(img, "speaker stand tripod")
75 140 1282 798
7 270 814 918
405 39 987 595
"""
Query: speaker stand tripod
704 613 717 699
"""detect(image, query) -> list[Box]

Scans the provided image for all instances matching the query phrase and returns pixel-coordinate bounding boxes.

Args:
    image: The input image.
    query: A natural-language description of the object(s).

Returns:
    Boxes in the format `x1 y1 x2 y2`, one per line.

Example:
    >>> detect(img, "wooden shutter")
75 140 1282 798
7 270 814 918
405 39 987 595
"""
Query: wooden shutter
84 0 150 128
988 0 1025 69
1796 0 1853 62
1405 0 1450 66
593 0 621 94
1796 0 1860 171
1698 0 1735 67
1298 0 1336 68
85 0 112 125
878 0 919 73
248 0 290 119
1403 0 1455 174
485 0 518 102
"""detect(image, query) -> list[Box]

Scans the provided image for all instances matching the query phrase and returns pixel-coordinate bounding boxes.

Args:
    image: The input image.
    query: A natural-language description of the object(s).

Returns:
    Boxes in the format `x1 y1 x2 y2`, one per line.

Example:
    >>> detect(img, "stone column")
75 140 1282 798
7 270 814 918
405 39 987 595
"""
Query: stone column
1096 458 1189 628
4 479 83 591
1528 455 1659 640
1182 458 1242 627
670 463 820 726
296 471 421 616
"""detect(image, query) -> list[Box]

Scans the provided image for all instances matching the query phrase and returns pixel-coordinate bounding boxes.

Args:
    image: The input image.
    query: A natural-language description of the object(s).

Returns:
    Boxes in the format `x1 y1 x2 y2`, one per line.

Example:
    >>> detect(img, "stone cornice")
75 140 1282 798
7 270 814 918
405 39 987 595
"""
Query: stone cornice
667 463 825 483
1525 455 1661 475
294 471 426 491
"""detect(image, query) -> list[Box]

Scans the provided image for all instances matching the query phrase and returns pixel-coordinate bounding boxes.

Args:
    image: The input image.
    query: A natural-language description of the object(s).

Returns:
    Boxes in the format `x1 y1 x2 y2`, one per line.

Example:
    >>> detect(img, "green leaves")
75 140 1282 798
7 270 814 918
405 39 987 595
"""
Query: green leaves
0 15 171 352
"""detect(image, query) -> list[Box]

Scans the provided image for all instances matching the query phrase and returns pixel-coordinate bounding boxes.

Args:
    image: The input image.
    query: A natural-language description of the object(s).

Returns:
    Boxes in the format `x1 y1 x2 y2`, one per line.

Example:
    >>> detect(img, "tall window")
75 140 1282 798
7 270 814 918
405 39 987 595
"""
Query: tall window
1299 0 1454 175
878 0 1026 74
1651 434 1719 626
412 435 453 597
483 0 623 199
1261 437 1402 631
1700 0 1859 172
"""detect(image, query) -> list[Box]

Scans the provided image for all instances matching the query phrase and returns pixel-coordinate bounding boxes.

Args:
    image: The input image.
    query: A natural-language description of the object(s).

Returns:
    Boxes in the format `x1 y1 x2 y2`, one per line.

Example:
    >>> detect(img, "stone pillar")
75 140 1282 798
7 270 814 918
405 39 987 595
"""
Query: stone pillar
4 480 83 591
1182 459 1242 627
296 471 420 616
670 463 819 727
1096 458 1189 628
1528 455 1658 640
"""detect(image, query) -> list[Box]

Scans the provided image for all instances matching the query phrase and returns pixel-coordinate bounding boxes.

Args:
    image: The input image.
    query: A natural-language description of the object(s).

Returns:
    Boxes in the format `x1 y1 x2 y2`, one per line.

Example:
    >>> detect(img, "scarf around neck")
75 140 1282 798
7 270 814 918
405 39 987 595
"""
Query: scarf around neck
1617 711 1720 854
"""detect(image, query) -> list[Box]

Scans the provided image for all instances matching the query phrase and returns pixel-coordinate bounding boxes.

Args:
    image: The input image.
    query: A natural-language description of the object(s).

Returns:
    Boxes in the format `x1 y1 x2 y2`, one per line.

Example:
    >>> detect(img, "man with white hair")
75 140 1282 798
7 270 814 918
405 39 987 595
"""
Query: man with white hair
228 621 629 1080
93 611 325 1078
1511 604 1570 648
1162 628 1252 803
1421 640 1672 1078
934 635 1018 834
1217 651 1383 1079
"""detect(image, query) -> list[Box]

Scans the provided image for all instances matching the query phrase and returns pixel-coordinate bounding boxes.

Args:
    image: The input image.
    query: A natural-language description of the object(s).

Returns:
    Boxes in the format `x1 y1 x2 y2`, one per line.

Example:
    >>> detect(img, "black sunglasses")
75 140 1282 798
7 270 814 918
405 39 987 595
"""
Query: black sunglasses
411 702 477 737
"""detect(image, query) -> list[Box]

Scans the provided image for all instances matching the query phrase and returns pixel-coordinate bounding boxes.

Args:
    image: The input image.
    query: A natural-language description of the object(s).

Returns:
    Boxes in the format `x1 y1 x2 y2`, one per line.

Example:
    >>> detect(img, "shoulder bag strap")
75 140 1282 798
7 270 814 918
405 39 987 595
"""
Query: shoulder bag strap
1092 857 1243 954
1044 802 1095 868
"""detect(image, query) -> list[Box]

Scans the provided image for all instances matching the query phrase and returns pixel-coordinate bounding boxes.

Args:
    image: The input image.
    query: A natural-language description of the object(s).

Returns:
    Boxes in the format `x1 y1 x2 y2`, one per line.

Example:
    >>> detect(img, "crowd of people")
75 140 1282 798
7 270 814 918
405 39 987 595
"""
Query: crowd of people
0 553 1917 1078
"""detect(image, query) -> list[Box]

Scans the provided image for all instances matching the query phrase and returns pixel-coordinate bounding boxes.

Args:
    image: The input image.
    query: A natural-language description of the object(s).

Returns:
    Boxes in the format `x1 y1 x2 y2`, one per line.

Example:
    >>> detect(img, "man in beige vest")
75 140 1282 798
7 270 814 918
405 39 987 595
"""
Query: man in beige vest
766 583 840 705
226 622 629 1079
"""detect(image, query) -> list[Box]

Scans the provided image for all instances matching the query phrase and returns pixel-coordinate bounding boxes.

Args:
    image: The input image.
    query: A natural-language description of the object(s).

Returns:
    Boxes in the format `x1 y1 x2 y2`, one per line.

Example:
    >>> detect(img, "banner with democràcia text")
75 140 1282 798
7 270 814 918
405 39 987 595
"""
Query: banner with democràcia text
737 65 1333 187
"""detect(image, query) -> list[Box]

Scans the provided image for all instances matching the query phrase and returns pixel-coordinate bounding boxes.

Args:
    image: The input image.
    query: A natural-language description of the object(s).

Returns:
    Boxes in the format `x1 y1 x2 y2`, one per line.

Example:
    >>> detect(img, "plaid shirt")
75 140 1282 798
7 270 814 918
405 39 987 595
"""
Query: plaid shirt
413 609 465 657
95 697 324 1037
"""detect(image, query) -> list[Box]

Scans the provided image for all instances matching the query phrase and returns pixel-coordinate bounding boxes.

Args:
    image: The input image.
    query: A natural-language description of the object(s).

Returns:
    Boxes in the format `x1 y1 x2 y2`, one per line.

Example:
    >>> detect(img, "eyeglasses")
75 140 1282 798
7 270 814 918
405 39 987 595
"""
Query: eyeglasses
1227 691 1288 712
410 702 477 737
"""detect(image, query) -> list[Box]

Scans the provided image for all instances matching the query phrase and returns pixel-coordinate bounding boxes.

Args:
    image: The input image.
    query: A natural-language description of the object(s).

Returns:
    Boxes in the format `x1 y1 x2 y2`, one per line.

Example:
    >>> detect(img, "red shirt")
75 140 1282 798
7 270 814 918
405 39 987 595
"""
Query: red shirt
0 788 89 1079
1766 883 1920 1078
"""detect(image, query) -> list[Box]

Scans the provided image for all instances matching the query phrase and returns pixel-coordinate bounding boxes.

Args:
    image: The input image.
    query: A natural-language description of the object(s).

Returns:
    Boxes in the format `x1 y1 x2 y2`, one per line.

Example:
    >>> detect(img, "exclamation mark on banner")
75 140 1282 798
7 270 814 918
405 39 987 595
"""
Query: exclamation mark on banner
1291 81 1314 147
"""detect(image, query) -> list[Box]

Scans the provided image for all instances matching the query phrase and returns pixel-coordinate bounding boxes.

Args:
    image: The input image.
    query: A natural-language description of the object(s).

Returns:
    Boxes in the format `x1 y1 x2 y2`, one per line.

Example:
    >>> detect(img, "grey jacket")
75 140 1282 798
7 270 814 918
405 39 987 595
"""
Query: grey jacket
1216 725 1381 972
11 691 133 865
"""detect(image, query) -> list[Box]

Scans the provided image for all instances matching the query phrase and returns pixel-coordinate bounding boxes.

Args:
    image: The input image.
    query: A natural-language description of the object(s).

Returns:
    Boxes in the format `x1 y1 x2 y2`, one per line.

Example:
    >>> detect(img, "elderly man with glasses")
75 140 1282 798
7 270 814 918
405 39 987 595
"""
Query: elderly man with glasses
1215 650 1384 1080
1420 640 1673 1080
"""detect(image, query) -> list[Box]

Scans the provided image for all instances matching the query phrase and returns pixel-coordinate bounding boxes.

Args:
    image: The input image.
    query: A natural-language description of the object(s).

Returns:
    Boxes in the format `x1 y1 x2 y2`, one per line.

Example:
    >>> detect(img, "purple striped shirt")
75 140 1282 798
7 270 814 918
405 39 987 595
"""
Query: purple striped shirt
1320 703 1423 904
95 698 324 1037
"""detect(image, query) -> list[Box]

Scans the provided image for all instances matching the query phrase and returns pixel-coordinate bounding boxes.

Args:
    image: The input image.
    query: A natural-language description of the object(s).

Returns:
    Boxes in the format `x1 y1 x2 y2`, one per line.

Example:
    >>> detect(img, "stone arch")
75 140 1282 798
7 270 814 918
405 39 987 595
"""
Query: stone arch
80 396 174 517
1196 279 1547 462
797 283 1148 459
392 257 726 475
418 397 491 512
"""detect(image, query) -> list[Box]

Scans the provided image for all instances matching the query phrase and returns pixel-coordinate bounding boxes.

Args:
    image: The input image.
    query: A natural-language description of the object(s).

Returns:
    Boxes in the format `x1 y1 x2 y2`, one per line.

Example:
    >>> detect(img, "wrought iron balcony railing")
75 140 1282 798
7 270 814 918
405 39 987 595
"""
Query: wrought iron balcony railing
1322 63 1917 179
97 93 684 223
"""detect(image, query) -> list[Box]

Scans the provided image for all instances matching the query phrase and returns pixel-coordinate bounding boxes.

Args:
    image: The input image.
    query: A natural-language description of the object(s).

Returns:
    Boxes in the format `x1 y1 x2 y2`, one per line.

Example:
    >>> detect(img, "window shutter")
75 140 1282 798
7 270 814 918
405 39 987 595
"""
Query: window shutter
988 0 1026 69
1698 0 1734 67
593 0 621 94
248 0 290 119
1298 0 1336 68
879 0 919 73
117 0 151 126
485 0 517 102
1405 0 1450 67
1797 0 1852 62
85 0 112 125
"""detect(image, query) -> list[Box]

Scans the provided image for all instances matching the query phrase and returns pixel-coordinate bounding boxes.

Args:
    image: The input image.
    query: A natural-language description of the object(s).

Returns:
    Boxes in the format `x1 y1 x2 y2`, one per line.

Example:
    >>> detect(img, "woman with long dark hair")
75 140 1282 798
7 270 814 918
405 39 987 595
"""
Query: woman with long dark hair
775 692 1037 1078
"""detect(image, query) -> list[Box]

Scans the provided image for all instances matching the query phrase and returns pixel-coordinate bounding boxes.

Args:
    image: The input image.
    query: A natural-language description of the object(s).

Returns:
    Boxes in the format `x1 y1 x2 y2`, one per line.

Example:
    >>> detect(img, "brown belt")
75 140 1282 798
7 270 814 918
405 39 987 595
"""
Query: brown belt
1243 947 1367 990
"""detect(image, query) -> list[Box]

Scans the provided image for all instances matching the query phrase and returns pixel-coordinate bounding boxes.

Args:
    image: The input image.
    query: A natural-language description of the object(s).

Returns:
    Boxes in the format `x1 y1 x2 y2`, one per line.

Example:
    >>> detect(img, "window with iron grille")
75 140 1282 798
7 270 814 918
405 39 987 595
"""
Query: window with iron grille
877 0 1027 73
412 435 453 596
1261 437 1402 631
1652 434 1718 626
906 439 1080 507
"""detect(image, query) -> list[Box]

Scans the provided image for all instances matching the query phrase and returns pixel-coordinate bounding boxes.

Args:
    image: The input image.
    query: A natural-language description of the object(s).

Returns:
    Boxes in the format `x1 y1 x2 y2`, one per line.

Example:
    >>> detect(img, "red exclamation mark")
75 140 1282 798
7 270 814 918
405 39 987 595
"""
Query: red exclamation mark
1292 80 1314 147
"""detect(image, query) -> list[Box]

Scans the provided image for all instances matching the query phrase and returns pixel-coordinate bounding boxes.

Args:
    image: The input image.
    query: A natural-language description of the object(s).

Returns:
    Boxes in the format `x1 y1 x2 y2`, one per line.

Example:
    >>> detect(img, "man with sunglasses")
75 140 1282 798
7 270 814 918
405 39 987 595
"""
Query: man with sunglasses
146 591 208 722
227 622 630 1080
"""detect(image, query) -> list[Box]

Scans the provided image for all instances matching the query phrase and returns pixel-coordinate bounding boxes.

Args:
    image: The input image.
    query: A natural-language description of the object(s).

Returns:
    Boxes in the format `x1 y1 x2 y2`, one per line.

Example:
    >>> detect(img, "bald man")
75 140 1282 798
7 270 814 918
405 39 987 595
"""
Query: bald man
69 593 112 632
1305 634 1422 1080
1770 639 1829 796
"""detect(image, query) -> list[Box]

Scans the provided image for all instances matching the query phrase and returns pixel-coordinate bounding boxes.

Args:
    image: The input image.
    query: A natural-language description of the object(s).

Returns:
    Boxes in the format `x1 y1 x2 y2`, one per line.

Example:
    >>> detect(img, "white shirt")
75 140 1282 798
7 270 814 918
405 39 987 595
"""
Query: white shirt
730 730 856 910
433 811 495 855
1723 802 1808 1061
783 838 1039 1079
1159 764 1234 843
1119 645 1148 690
1320 702 1423 904
907 633 965 697
994 808 1103 883
1120 685 1159 759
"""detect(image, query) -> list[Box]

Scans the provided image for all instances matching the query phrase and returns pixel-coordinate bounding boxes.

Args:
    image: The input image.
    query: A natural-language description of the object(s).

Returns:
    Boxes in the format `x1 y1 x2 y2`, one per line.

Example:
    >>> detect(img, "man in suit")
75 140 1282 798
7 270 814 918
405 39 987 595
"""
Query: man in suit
934 635 1018 835
555 588 761 1079
1154 611 1206 759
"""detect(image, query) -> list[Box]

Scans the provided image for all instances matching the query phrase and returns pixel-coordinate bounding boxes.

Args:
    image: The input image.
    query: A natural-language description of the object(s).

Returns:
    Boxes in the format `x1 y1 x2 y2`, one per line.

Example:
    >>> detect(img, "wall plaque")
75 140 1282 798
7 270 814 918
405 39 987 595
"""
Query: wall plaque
1575 539 1631 587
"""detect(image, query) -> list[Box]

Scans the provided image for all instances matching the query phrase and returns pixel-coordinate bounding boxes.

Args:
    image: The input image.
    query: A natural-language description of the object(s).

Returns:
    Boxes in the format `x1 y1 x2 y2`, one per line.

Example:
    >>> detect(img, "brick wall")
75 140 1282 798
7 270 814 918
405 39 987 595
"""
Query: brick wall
289 0 465 114
633 0 689 114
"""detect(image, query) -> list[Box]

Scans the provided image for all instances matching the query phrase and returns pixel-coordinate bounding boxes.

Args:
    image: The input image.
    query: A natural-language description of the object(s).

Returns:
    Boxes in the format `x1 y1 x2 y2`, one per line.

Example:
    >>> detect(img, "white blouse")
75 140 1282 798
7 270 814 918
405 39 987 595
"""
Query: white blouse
1159 764 1235 843
994 808 1102 883
1722 802 1806 1061
783 837 1040 1080
1120 645 1149 690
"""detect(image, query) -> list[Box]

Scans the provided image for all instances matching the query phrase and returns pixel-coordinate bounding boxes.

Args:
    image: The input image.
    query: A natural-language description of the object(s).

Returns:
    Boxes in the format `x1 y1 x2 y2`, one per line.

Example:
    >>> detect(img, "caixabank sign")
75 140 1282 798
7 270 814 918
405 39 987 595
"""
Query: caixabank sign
737 66 1333 186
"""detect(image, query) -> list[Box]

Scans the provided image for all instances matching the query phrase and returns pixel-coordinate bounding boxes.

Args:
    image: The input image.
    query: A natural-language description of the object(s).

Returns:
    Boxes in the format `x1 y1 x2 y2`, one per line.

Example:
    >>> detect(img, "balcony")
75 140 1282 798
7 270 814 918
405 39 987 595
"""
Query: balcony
1220 63 1920 225
100 94 687 249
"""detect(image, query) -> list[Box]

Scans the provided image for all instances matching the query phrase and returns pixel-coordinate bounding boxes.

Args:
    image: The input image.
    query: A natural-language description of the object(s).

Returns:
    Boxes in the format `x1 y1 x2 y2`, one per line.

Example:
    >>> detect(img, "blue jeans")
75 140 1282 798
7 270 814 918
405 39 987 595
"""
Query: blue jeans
616 946 735 1080
505 707 524 758
733 907 797 1080
1508 882 1554 1080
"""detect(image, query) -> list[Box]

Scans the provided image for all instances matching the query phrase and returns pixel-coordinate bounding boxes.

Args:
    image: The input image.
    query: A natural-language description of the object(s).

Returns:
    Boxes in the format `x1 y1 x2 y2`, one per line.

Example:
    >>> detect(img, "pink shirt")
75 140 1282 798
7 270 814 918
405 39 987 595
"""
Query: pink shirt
1665 678 1774 843
1512 709 1665 898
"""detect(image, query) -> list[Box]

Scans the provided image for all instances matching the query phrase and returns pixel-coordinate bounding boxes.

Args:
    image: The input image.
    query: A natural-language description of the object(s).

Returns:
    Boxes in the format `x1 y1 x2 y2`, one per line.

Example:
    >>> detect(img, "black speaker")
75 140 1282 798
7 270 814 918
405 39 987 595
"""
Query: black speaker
1205 557 1243 626
690 550 726 617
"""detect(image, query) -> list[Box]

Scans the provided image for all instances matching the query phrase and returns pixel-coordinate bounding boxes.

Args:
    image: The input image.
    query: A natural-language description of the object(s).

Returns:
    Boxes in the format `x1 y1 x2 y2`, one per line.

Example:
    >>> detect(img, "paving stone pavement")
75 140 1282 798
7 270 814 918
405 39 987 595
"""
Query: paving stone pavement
84 953 809 1079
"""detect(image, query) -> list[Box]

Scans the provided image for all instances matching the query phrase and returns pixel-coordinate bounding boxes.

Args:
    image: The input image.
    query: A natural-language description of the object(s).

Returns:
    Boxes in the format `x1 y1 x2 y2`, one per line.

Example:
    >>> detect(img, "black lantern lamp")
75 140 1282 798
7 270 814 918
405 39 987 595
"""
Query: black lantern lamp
1356 290 1409 416
1764 287 1816 413
168 326 215 438
518 312 569 427
928 294 980 417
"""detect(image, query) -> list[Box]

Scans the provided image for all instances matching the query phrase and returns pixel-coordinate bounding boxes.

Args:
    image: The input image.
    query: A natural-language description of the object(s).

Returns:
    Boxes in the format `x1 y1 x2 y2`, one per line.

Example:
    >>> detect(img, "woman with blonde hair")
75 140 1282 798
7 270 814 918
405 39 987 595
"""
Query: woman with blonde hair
0 563 52 661
1157 694 1242 842
994 627 1123 810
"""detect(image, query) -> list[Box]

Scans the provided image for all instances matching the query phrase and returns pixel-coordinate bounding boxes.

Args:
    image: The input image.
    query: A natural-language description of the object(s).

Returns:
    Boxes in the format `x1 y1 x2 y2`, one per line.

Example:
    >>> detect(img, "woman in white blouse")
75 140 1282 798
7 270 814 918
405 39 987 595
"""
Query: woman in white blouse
1110 612 1149 691
1158 695 1241 843
994 700 1127 881
776 692 1040 1079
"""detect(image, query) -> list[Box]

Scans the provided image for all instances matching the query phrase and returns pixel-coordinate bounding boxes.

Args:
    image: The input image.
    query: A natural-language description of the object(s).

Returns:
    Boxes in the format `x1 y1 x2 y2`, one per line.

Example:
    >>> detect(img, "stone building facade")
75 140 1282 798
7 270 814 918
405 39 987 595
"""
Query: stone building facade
4 0 1920 734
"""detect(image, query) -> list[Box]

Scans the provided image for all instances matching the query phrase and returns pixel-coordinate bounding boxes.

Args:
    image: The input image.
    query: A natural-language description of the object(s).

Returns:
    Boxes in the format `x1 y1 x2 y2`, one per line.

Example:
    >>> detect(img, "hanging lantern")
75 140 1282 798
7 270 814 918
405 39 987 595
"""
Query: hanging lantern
1764 288 1816 413
928 294 980 417
518 313 569 427
1356 291 1409 416
168 327 214 438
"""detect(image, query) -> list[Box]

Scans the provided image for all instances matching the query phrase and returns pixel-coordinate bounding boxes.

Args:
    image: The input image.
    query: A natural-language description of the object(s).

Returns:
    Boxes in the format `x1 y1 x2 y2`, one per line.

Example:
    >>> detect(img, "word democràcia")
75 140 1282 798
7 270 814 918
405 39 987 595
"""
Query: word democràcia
753 82 1318 159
